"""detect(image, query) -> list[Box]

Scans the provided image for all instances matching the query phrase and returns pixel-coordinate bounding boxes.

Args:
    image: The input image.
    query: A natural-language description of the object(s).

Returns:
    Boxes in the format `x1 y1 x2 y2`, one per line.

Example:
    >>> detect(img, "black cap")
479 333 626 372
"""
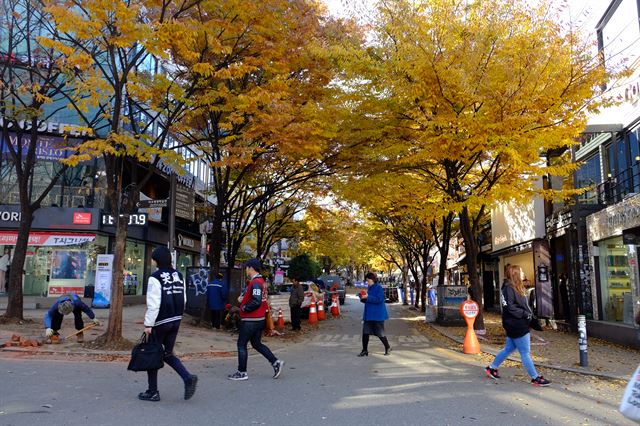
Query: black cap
244 258 262 272
152 246 172 268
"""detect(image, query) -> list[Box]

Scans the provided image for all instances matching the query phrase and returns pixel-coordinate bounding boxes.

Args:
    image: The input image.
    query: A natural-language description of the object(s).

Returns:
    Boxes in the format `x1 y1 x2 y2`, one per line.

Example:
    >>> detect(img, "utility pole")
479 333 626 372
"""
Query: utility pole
169 173 177 268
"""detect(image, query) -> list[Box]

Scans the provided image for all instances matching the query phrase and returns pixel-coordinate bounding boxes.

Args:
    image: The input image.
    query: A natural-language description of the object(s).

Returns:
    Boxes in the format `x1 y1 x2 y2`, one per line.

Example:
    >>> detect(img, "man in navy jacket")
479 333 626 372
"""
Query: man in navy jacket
207 272 228 329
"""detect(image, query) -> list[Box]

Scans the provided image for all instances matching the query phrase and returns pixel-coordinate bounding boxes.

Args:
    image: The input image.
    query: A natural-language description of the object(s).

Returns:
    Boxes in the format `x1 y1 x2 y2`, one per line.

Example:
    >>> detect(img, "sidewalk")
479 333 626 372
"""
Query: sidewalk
0 303 309 360
410 307 639 381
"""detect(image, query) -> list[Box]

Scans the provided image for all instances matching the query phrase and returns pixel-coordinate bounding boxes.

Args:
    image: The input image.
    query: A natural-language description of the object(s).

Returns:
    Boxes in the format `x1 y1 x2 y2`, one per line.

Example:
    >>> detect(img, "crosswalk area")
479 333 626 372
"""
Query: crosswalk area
309 334 430 348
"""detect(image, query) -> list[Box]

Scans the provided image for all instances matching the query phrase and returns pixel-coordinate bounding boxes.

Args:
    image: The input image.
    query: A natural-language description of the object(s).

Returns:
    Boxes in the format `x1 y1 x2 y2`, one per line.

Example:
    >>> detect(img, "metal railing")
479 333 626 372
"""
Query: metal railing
596 163 640 205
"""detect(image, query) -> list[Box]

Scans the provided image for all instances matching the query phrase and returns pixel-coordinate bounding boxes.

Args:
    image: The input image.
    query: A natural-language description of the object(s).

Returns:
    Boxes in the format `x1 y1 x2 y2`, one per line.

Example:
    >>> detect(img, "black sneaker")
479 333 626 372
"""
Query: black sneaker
228 371 248 381
531 376 551 387
272 360 284 379
184 375 198 400
138 390 160 402
485 366 500 380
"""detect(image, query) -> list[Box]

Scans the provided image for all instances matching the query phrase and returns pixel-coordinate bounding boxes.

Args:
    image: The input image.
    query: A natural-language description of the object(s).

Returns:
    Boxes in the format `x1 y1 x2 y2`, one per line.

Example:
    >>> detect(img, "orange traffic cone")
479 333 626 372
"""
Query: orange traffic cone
460 300 481 354
277 307 284 330
331 294 339 316
317 299 326 321
265 309 275 333
308 299 318 325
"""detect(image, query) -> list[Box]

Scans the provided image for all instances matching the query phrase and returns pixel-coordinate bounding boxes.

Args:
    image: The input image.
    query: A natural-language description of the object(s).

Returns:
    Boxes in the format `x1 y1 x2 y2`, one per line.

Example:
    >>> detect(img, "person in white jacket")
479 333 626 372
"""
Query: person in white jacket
138 246 198 402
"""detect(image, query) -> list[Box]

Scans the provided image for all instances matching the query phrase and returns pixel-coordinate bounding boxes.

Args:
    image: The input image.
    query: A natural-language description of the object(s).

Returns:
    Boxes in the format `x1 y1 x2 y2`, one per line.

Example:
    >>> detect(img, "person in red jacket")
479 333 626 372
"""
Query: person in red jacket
228 258 284 381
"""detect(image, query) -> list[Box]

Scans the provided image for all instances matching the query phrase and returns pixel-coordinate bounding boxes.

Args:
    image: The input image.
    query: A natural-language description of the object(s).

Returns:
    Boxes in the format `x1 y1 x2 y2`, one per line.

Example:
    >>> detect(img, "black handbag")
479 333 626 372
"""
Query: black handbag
127 332 164 372
529 316 544 331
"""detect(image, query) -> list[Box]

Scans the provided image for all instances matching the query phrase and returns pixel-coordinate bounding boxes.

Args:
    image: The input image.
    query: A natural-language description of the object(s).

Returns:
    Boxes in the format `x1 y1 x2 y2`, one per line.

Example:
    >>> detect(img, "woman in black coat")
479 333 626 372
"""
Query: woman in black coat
484 264 550 387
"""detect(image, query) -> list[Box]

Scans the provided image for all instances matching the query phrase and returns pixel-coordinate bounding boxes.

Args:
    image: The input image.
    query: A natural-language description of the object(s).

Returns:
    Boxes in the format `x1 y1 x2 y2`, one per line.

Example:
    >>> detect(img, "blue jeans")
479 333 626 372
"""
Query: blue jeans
237 320 277 372
490 333 538 379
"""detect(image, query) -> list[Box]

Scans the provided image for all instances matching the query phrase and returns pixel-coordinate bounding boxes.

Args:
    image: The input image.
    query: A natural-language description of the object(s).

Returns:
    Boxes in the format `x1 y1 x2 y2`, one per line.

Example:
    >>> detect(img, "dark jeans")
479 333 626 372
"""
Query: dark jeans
51 308 84 331
237 320 277 372
147 321 191 392
210 309 223 329
290 305 302 330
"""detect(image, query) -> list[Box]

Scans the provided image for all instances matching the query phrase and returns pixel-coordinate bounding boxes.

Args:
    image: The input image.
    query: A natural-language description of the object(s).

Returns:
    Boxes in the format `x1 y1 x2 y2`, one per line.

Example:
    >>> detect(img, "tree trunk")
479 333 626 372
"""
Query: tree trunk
4 209 34 319
103 213 128 342
401 264 409 305
459 207 484 330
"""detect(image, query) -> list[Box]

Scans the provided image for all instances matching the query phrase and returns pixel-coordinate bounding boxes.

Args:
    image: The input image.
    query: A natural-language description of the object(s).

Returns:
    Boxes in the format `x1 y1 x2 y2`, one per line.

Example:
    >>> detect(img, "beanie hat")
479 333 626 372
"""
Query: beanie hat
58 299 73 315
244 258 262 272
152 246 172 268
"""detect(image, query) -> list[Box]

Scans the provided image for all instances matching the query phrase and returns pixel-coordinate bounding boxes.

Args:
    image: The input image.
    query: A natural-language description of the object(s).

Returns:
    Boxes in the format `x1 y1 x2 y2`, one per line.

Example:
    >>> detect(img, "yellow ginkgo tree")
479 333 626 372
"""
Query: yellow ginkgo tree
43 0 205 346
339 0 624 328
173 0 356 286
0 0 83 319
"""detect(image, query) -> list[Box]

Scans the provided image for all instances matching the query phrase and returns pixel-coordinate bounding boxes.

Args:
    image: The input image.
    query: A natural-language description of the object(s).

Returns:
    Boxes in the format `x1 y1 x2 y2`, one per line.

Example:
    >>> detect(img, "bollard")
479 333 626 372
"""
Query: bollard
578 314 588 367
460 300 481 354
410 287 414 305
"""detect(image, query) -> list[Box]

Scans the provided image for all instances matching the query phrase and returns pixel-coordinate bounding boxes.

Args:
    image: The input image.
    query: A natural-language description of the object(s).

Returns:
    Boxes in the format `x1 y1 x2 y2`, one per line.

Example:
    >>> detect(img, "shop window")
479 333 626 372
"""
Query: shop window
598 237 634 324
177 252 193 282
124 240 145 295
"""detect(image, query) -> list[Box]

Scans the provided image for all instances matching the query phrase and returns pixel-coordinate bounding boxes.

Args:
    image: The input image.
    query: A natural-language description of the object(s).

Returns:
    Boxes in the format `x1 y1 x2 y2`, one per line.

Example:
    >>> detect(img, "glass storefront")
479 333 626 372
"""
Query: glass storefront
598 236 634 324
1 235 149 297
0 235 109 297
124 240 145 295
177 251 194 282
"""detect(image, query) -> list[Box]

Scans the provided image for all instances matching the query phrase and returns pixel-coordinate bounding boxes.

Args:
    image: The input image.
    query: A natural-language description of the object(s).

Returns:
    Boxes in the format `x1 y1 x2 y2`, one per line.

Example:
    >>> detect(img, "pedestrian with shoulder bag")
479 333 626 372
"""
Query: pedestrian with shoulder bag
484 264 550 387
136 246 198 402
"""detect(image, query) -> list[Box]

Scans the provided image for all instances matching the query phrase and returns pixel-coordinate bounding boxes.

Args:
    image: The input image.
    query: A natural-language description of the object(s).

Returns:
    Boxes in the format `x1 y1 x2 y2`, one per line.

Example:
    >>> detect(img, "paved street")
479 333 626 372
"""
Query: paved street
0 295 633 426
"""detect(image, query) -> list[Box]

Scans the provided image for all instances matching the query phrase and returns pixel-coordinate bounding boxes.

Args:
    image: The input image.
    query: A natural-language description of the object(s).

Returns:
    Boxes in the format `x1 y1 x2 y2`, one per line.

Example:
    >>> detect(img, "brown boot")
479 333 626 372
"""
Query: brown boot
77 332 84 343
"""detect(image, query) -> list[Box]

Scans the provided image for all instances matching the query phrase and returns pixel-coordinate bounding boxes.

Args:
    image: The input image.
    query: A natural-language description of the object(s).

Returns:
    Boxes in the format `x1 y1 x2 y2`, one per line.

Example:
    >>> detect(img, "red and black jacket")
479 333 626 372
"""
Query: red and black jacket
240 274 268 321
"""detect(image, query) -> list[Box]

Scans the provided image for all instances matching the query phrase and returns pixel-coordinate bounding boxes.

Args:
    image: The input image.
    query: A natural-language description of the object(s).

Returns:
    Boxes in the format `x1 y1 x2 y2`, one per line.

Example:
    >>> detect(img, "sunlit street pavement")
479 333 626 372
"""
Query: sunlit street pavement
0 293 632 426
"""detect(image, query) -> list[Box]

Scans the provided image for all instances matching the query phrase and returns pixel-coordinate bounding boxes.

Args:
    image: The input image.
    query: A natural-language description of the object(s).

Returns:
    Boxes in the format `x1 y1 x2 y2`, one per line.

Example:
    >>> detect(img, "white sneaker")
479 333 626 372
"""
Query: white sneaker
228 371 248 381
272 360 284 379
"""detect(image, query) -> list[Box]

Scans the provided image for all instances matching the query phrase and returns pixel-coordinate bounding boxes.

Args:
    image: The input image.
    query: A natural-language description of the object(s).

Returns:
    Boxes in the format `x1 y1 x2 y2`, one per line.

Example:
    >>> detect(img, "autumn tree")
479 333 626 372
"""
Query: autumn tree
298 203 377 278
44 0 203 345
0 0 82 319
174 0 353 285
341 0 620 328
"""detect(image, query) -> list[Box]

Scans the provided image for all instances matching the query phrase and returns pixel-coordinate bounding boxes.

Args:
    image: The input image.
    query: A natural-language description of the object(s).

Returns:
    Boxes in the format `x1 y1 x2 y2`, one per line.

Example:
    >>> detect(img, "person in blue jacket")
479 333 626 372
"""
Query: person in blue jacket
207 272 229 329
357 272 391 357
44 293 99 343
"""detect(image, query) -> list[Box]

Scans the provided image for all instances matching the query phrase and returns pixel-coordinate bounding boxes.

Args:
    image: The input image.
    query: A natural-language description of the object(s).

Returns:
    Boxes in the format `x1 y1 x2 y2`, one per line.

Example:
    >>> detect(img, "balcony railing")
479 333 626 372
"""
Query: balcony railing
596 163 640 206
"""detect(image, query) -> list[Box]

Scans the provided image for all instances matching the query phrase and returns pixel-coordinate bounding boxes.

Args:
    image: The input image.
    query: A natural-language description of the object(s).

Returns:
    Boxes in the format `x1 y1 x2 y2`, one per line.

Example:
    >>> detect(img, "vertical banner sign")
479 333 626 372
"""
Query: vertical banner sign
92 254 114 308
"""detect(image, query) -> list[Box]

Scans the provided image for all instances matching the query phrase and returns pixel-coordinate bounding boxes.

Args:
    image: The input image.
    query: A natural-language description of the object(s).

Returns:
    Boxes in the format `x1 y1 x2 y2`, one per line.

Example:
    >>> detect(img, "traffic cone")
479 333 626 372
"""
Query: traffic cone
331 294 339 316
308 299 318 325
266 309 275 332
277 307 284 330
317 299 326 321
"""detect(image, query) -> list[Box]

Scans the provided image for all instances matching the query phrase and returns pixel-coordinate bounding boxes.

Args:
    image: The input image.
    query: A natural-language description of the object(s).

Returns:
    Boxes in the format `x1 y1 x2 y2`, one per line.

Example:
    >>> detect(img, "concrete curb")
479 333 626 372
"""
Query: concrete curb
0 345 236 359
427 322 629 382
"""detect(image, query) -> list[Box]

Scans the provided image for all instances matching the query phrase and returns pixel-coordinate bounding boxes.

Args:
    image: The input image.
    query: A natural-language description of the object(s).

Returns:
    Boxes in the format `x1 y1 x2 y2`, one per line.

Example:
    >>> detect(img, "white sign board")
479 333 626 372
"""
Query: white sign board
92 254 114 308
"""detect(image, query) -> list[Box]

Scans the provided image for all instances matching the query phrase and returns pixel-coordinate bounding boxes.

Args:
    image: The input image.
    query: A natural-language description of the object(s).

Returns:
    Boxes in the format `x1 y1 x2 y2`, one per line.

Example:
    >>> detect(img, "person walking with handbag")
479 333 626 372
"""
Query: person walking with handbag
357 272 391 357
289 277 304 331
138 246 198 402
228 258 284 381
485 264 550 387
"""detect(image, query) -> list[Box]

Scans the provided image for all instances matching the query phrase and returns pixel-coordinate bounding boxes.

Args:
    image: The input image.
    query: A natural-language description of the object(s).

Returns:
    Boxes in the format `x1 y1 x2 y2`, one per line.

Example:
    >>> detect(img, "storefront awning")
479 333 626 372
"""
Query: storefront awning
0 231 96 246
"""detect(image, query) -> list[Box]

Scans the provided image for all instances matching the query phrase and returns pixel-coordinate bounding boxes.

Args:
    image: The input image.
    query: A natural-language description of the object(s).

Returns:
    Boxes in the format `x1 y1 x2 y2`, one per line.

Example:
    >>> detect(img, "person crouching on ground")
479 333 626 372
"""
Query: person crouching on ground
485 264 550 387
138 246 198 402
228 258 284 381
44 293 100 343
357 272 391 357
